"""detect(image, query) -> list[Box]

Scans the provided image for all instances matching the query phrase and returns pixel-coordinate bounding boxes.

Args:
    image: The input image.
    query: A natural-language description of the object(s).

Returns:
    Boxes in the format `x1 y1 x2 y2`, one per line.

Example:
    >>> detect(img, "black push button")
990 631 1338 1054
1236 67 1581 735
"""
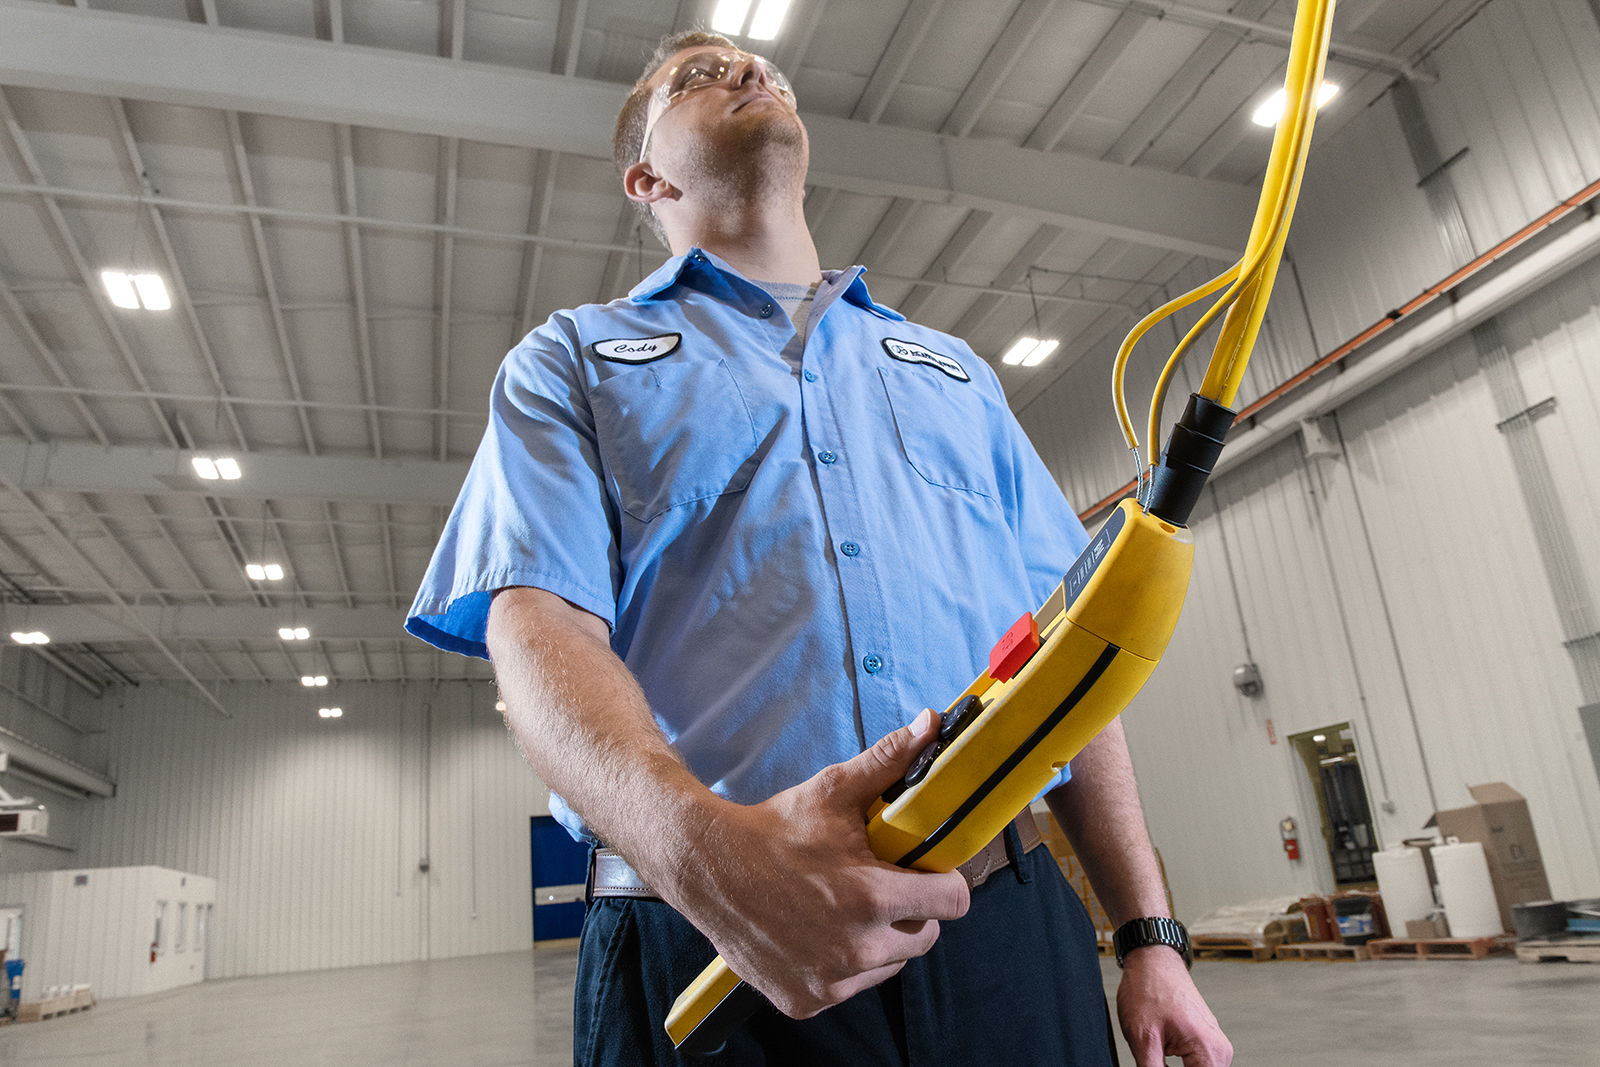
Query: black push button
940 695 983 743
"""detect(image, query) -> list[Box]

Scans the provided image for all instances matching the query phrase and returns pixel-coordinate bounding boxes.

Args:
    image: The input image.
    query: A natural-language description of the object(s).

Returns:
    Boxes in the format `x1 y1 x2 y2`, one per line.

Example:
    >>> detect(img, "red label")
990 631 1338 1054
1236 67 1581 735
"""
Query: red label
989 613 1041 682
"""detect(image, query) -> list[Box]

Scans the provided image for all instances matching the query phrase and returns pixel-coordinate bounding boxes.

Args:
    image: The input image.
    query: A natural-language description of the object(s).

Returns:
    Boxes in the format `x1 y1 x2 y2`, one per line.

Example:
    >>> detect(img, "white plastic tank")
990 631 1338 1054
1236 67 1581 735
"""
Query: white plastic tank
1432 840 1503 938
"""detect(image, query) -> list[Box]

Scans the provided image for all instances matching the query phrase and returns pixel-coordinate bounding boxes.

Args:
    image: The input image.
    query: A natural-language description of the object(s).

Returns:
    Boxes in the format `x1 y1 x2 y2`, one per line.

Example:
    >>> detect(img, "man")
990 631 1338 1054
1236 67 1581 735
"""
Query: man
408 29 1231 1067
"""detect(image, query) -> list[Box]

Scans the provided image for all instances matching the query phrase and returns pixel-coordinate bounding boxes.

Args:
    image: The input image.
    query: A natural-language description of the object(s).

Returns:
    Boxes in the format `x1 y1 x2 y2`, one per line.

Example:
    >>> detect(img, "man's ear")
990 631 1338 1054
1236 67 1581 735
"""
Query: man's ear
624 162 677 206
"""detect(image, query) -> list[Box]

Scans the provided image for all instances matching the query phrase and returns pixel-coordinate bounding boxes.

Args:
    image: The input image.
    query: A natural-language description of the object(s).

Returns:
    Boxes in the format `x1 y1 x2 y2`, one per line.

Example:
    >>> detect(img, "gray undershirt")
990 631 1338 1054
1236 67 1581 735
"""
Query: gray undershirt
755 279 821 339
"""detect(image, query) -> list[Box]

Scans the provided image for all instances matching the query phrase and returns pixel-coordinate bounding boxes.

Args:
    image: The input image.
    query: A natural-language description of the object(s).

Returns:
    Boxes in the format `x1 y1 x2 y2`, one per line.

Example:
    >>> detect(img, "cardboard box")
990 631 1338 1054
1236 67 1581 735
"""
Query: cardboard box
1405 916 1451 939
1425 783 1551 936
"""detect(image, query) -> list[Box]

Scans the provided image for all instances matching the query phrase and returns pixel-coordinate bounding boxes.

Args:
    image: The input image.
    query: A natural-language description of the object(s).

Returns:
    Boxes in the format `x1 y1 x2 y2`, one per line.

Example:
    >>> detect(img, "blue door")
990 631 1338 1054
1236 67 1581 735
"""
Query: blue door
530 815 589 941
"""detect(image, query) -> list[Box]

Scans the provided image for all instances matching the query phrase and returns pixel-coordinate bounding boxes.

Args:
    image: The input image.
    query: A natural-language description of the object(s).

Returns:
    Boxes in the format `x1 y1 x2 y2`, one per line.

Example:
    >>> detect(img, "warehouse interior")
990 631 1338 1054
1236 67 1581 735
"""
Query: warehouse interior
0 0 1598 1062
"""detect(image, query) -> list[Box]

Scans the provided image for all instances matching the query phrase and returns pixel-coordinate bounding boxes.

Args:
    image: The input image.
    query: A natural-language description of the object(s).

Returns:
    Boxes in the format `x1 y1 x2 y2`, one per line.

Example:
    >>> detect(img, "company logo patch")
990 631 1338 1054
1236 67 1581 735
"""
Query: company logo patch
591 334 682 364
881 338 969 382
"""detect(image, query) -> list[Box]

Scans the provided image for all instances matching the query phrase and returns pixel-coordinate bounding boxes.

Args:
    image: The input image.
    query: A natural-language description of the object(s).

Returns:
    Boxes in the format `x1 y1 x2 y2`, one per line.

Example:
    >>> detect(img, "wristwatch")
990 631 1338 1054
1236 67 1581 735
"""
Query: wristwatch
1112 917 1193 970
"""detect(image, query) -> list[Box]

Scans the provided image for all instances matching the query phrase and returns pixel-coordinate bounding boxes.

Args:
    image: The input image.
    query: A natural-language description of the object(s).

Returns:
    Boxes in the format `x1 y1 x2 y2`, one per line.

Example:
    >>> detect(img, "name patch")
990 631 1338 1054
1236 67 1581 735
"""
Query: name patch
881 338 969 382
591 333 682 364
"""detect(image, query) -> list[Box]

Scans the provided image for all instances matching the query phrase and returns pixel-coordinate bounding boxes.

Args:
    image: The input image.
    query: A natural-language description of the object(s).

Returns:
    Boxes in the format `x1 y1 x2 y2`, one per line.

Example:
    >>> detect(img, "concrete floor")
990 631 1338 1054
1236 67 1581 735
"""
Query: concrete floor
1 948 1596 1066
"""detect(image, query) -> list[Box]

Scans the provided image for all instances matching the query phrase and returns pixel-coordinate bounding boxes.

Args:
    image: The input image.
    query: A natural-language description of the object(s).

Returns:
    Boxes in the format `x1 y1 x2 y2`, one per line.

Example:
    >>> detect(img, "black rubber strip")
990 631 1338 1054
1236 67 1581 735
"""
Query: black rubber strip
893 643 1122 869
674 978 767 1055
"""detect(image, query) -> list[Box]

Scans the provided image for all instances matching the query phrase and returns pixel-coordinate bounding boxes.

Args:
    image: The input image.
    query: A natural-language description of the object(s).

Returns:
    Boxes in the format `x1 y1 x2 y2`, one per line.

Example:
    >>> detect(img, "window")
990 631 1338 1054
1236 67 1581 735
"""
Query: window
153 901 167 957
195 903 208 954
176 903 188 952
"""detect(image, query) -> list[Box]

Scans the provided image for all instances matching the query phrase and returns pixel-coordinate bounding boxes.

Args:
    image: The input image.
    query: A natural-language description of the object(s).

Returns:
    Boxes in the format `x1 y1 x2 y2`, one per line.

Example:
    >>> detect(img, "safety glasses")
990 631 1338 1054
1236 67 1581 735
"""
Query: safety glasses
637 51 796 165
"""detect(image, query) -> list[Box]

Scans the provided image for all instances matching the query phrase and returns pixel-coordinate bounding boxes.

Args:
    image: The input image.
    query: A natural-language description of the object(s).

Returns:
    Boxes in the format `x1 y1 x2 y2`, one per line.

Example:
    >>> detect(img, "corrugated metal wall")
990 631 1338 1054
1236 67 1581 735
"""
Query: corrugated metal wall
1022 0 1600 921
66 681 551 980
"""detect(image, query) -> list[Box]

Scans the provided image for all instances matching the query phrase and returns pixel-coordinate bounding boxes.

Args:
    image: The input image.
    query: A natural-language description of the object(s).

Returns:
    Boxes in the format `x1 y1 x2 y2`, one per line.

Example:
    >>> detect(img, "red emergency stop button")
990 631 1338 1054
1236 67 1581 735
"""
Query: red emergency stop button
988 613 1040 682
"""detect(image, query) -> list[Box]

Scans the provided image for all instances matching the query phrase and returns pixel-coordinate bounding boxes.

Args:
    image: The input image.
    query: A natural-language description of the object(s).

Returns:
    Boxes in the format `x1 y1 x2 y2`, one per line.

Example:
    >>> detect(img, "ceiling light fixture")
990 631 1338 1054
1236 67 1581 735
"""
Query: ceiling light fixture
1252 82 1339 128
101 271 171 311
192 456 243 481
748 0 792 39
301 675 328 687
279 627 310 641
246 563 284 581
711 0 753 34
1002 273 1060 368
318 707 343 719
9 632 48 645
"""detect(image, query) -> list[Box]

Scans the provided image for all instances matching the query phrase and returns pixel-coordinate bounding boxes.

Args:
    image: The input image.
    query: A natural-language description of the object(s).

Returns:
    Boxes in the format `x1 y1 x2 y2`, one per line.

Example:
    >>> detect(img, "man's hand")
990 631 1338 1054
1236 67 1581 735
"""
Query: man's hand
1117 946 1233 1067
664 709 971 1020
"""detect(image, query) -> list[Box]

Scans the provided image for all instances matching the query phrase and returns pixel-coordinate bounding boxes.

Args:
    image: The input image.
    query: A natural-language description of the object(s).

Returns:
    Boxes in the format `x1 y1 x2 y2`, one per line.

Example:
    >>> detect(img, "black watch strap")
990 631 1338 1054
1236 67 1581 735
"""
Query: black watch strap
1112 916 1192 970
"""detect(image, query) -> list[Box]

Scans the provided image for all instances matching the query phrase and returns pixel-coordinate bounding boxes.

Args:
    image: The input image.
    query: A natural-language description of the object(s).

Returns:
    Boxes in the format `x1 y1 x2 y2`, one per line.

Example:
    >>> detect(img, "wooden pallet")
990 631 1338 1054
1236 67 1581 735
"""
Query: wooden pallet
1275 940 1369 961
1516 938 1600 964
1192 935 1276 962
1367 934 1515 961
15 991 95 1023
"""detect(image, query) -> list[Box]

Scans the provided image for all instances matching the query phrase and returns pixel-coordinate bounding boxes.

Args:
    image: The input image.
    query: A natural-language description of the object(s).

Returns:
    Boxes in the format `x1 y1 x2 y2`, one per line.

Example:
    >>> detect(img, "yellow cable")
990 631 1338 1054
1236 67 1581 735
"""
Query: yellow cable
1142 0 1333 454
1111 263 1240 452
1199 0 1335 407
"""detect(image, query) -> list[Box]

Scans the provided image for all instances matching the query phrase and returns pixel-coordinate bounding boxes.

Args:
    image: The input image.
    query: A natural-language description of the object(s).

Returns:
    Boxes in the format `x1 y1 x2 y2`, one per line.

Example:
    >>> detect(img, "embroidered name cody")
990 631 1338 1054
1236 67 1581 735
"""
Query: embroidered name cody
881 338 969 382
591 334 683 364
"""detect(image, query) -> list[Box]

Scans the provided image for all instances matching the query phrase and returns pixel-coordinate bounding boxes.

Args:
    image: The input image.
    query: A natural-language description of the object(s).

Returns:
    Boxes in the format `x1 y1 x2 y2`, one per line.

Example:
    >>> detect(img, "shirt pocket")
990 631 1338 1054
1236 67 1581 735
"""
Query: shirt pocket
879 365 999 499
590 359 760 522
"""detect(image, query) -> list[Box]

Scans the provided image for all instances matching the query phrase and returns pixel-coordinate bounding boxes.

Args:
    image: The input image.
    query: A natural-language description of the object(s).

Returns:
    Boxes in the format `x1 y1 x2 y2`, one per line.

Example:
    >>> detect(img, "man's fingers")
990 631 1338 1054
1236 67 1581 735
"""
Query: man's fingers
823 708 939 809
875 868 970 923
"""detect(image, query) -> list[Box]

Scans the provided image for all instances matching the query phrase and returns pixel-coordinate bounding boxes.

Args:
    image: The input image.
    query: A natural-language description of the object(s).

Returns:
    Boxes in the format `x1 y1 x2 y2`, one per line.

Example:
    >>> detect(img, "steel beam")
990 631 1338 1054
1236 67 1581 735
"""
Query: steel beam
0 437 469 505
22 603 405 644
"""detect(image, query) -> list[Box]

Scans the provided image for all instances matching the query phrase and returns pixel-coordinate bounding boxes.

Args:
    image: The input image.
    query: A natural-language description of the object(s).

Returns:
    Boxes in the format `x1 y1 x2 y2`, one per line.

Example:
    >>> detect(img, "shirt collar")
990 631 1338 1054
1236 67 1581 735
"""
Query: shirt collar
629 248 905 322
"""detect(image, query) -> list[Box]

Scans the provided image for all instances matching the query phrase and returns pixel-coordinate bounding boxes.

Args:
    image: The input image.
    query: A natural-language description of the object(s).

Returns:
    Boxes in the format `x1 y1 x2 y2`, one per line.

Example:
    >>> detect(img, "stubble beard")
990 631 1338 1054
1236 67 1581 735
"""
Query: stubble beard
680 107 808 208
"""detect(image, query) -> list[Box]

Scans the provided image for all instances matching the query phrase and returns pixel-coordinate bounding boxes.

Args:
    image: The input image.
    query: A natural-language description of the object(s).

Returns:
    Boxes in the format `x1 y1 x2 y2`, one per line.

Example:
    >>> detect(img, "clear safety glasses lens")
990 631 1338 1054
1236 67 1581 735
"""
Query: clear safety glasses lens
637 52 795 164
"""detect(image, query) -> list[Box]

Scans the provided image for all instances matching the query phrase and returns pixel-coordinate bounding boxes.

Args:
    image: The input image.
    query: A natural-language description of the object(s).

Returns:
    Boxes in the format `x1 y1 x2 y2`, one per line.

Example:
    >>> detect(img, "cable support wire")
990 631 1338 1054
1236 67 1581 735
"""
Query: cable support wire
1111 0 1333 505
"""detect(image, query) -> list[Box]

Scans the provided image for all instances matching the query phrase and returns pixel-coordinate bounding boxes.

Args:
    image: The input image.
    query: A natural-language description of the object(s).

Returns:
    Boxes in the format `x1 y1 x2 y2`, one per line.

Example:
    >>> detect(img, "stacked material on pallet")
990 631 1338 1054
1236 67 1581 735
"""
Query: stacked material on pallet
1188 898 1309 959
16 985 94 1023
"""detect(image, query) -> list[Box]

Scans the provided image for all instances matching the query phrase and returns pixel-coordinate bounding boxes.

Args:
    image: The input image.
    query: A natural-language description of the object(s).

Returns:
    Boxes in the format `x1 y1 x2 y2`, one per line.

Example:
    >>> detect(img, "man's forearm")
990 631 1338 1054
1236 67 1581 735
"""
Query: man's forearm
1044 717 1169 926
486 586 722 894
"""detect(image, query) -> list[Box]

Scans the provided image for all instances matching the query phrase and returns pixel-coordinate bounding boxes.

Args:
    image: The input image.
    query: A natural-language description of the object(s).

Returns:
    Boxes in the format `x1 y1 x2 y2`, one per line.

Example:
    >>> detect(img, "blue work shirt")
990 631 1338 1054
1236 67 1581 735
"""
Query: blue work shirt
406 249 1088 839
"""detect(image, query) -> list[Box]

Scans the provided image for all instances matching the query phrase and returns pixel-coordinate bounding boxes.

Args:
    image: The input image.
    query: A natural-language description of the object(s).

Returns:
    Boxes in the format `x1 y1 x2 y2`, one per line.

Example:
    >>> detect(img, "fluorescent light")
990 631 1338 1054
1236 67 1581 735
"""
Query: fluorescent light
1312 734 1326 742
101 271 140 309
192 457 219 480
1001 337 1058 367
246 563 283 581
263 564 284 581
132 274 171 310
318 707 342 719
748 0 791 39
1001 337 1039 366
711 0 752 34
279 628 296 640
1252 82 1340 127
279 627 310 641
294 627 309 640
214 457 242 480
302 675 328 687
315 675 327 686
10 632 48 645
1021 339 1060 367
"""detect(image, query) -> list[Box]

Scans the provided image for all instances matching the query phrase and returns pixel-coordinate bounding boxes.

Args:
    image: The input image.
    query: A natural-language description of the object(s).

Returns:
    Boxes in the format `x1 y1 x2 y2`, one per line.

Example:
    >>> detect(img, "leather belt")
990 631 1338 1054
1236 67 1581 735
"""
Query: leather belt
588 812 1046 903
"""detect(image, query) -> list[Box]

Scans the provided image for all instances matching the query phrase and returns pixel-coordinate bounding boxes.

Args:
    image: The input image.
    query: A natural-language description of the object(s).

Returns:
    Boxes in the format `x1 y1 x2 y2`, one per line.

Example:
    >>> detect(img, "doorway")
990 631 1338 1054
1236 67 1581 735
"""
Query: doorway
1287 724 1378 886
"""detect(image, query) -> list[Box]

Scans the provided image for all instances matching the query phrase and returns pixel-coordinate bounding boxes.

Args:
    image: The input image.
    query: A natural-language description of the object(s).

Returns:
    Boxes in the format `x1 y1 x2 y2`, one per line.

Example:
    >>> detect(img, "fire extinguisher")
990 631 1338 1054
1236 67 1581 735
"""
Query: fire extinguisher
1281 816 1300 860
150 941 158 964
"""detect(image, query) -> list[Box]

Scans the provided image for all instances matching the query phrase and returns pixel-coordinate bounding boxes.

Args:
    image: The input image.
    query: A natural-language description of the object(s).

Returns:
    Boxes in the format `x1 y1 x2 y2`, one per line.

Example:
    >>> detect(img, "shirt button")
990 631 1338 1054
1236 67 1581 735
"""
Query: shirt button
863 654 884 674
840 541 860 557
691 252 706 263
803 369 817 382
818 450 836 465
759 303 774 318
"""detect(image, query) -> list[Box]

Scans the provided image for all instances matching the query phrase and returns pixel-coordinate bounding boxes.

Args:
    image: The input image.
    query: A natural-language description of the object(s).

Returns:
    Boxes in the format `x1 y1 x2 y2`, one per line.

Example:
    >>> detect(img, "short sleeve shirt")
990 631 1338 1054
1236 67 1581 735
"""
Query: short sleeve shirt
406 249 1089 838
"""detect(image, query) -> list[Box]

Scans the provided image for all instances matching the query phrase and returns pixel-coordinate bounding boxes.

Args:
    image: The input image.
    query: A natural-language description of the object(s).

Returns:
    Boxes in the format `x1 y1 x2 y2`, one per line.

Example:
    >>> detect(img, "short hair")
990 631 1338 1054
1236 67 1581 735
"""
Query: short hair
613 30 738 248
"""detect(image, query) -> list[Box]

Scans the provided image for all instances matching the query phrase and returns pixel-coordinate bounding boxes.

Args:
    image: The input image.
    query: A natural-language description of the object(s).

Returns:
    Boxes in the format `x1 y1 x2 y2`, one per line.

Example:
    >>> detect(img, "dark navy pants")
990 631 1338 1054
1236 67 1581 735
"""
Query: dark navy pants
573 846 1116 1066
